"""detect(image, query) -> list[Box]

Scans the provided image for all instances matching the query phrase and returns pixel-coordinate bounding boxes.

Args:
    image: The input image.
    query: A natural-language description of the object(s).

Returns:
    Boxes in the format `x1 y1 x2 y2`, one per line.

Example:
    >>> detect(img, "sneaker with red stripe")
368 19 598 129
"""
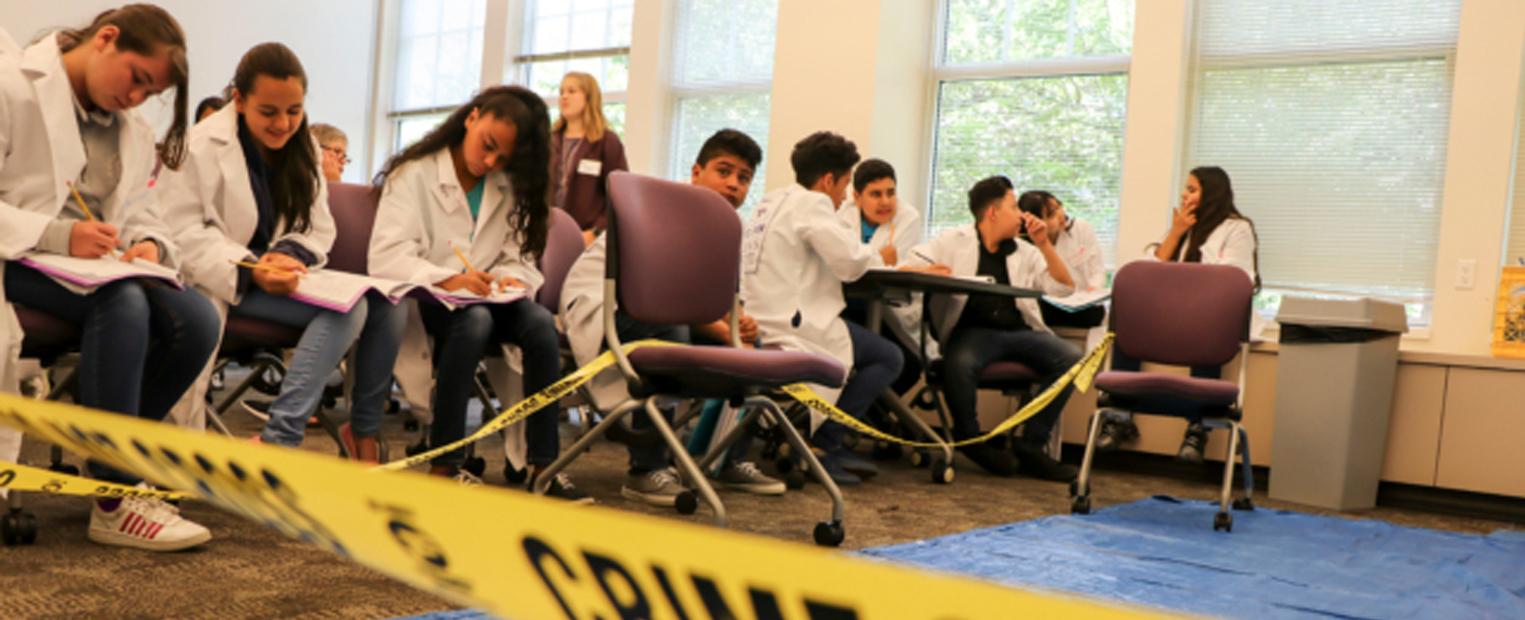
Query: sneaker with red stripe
88 491 211 551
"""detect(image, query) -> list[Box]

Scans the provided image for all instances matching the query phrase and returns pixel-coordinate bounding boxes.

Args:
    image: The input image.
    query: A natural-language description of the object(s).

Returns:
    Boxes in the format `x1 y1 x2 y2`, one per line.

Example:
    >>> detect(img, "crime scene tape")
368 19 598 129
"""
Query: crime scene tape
0 461 186 501
383 334 1114 470
0 393 1162 619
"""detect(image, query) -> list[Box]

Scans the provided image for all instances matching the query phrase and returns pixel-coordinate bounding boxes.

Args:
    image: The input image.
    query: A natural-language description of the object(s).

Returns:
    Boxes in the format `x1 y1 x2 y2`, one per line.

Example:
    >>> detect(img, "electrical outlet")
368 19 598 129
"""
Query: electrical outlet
1455 259 1476 290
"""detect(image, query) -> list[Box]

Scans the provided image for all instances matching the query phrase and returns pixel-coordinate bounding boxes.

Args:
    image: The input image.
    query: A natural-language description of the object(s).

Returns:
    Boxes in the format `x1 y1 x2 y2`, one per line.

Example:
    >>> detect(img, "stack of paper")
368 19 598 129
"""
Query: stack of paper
1043 288 1111 312
288 270 527 312
17 253 182 294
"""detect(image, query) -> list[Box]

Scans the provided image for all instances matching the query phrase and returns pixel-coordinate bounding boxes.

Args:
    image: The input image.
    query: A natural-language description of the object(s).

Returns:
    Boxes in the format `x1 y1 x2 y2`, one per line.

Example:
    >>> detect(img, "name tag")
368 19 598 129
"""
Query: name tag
577 159 602 176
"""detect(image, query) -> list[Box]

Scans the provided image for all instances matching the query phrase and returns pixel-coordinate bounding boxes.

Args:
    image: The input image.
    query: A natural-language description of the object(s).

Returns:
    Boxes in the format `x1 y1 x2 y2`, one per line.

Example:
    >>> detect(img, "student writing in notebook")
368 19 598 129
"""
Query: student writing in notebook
369 85 587 501
1018 190 1108 328
162 43 405 462
902 176 1080 481
0 5 221 551
1095 166 1260 459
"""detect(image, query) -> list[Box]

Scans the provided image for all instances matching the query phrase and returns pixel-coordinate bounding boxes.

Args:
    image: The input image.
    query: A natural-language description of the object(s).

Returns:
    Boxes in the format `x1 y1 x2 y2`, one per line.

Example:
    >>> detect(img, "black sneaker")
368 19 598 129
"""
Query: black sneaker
536 473 594 505
1177 422 1208 463
958 442 1018 477
1095 416 1139 452
1011 442 1077 482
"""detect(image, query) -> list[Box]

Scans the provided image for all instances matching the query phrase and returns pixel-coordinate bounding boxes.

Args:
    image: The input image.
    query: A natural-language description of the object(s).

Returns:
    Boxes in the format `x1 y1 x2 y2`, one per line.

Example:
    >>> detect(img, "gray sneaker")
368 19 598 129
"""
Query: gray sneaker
621 468 687 507
714 461 785 495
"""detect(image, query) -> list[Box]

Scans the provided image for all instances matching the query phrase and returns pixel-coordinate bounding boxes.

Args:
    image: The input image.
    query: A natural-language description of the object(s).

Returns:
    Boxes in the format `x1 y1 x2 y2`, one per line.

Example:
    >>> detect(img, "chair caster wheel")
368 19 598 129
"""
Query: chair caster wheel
813 520 844 547
1232 497 1254 512
931 459 954 484
674 491 698 515
463 457 486 478
1070 495 1091 515
909 449 929 468
784 470 806 490
1213 511 1233 532
1 509 38 546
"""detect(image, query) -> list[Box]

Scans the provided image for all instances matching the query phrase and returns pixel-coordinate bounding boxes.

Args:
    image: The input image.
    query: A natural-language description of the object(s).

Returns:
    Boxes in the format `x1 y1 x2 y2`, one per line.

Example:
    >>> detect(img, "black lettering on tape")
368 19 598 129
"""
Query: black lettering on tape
523 536 579 619
582 550 652 620
690 574 737 619
748 588 785 620
649 565 690 620
804 600 860 620
0 469 14 487
369 500 470 595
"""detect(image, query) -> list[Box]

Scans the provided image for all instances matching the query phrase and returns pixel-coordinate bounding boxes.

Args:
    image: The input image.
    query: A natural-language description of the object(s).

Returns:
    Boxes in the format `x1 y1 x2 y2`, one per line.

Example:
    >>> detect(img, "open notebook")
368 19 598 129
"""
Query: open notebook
16 253 183 294
290 270 526 312
1042 288 1111 312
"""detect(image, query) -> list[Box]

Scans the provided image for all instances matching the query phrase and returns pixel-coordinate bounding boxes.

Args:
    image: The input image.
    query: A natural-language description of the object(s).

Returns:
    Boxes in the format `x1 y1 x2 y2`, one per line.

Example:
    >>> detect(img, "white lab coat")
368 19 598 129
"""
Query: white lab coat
160 104 333 306
837 199 926 354
559 233 626 410
1150 218 1257 282
906 225 1075 346
370 147 544 469
0 29 182 448
740 184 882 403
1053 218 1106 292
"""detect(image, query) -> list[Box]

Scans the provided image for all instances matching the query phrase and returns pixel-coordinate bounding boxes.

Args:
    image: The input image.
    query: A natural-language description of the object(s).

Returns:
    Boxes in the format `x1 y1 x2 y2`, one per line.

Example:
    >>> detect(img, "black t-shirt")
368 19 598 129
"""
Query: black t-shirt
954 234 1027 332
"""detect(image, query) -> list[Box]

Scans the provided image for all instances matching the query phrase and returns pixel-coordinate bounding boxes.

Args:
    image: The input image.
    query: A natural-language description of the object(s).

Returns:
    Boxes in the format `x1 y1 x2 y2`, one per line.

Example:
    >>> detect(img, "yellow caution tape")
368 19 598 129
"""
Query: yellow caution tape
0 461 186 501
383 335 1113 470
0 391 1160 619
783 333 1114 449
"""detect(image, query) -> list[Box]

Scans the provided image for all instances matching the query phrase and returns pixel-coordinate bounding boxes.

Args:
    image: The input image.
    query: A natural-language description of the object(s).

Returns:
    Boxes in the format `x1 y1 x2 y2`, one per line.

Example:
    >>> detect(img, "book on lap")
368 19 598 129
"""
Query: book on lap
16 253 183 294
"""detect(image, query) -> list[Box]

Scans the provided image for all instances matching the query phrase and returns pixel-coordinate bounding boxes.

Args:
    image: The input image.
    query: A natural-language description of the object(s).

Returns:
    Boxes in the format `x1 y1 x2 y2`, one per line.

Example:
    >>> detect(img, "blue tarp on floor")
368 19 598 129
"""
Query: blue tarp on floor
862 496 1525 619
401 497 1525 620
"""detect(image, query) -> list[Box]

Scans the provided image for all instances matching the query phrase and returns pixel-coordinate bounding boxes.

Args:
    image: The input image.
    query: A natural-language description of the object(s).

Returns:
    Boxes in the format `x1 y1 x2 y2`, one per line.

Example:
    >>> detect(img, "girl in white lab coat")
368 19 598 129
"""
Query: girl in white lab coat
0 6 220 551
1018 190 1107 328
1098 165 1260 460
162 43 405 461
370 85 586 501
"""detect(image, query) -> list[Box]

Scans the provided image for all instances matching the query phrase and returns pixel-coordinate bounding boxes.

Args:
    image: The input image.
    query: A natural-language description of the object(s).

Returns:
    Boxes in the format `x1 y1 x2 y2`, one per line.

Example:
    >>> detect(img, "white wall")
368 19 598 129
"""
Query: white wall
0 0 379 183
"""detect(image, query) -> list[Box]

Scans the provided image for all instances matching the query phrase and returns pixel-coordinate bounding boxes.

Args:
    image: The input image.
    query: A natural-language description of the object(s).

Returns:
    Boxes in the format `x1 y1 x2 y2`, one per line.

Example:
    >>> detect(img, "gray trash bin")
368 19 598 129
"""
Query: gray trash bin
1269 296 1408 510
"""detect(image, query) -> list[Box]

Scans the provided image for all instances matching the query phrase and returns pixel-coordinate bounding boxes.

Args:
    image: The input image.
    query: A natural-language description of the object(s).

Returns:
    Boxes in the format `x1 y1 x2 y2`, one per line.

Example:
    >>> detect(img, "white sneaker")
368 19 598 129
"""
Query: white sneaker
621 468 686 507
714 461 786 496
455 470 484 487
89 493 211 552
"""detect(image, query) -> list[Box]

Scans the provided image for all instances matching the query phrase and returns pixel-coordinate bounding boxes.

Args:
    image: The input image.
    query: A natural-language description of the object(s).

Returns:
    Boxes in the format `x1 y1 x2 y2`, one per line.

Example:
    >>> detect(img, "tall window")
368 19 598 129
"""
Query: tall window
929 0 1134 264
1187 0 1461 323
511 0 633 134
390 0 487 152
668 0 778 215
1508 85 1525 267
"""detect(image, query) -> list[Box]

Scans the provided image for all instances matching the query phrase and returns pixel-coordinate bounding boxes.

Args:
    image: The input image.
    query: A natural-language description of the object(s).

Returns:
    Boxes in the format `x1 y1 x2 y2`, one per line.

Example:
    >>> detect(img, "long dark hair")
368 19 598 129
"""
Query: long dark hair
58 4 190 170
376 85 552 259
1183 166 1261 290
232 42 319 234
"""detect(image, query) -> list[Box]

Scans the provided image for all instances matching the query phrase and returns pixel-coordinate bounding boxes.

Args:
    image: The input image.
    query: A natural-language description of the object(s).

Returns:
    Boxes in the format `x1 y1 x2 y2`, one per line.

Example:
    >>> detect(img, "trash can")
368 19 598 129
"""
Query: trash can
1269 296 1408 510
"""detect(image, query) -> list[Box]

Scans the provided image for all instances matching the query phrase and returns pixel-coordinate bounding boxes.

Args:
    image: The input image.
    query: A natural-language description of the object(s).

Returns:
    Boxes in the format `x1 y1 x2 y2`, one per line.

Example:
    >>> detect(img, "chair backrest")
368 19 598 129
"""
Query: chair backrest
1110 261 1254 367
536 207 583 312
606 171 740 325
325 182 379 275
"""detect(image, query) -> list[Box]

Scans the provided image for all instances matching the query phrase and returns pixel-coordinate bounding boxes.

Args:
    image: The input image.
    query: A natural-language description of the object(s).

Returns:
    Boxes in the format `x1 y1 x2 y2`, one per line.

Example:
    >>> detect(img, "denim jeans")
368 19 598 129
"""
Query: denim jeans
607 311 690 473
6 262 221 484
418 300 562 468
812 321 903 451
941 327 1081 447
233 289 406 446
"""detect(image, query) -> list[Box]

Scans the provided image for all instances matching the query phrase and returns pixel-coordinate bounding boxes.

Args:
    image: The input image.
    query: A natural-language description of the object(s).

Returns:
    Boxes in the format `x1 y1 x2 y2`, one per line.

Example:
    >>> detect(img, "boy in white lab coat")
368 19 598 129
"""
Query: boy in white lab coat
904 175 1081 481
741 131 903 485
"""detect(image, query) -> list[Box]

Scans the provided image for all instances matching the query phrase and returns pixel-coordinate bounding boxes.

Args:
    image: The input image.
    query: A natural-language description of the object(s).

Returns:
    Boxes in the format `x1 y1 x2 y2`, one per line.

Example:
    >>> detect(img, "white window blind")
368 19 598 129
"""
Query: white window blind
928 0 1133 265
1188 0 1460 313
1509 87 1525 265
513 0 632 134
668 0 778 215
387 0 487 157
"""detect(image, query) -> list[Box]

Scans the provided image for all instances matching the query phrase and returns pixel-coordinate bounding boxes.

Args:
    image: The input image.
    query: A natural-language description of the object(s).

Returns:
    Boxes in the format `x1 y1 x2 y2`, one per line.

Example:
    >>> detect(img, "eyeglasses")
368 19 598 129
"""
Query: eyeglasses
322 145 350 165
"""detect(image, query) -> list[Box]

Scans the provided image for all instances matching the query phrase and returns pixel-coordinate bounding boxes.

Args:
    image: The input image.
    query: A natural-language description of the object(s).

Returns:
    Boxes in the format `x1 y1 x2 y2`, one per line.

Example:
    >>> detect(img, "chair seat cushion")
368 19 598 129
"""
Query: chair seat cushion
1096 371 1239 407
223 314 304 351
627 345 845 397
925 358 1039 388
16 305 79 354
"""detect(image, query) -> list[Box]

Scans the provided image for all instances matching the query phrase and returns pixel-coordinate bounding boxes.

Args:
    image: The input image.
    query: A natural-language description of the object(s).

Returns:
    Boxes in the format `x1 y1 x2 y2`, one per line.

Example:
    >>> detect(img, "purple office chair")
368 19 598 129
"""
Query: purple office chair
529 172 852 546
911 353 1039 482
3 304 87 546
206 183 376 455
1071 261 1256 531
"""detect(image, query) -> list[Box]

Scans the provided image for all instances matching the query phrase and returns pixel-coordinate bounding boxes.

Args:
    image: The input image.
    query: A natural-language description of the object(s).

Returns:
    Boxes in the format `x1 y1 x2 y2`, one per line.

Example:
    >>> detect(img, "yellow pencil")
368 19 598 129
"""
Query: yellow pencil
449 241 478 273
66 181 100 223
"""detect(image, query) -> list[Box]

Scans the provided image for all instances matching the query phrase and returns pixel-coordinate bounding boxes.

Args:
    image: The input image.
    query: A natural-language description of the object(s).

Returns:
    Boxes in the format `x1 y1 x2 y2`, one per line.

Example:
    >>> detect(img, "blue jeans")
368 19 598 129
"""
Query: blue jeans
813 321 903 451
942 327 1081 447
232 289 405 446
608 311 690 473
5 262 221 484
418 300 562 469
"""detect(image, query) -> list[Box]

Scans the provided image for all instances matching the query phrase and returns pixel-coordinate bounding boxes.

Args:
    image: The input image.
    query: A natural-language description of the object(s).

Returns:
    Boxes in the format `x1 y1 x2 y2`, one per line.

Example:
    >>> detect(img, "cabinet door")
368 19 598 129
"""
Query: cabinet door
1437 368 1525 498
